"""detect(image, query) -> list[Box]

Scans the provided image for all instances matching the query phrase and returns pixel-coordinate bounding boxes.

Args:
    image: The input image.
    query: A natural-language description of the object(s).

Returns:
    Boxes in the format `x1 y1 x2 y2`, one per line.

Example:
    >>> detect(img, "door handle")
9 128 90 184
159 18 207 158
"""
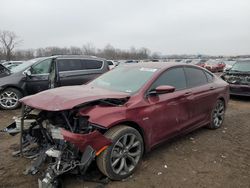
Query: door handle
210 86 215 90
184 91 192 96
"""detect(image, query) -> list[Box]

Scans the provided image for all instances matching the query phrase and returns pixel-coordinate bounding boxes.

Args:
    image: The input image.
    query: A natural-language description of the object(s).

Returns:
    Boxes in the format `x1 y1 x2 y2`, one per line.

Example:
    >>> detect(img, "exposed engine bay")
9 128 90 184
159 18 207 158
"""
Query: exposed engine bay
1 98 130 188
221 73 250 85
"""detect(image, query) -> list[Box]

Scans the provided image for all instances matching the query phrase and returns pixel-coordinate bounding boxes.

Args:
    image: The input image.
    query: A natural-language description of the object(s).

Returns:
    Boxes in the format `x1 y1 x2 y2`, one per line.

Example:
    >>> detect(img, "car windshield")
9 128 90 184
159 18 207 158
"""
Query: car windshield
11 58 45 73
224 61 236 66
231 61 250 72
90 66 158 93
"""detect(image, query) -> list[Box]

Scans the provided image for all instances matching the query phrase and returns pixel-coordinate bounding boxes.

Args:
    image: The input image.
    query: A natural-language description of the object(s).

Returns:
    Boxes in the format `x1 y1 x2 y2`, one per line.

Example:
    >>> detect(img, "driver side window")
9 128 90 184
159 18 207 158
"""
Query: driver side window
30 59 52 74
150 67 187 91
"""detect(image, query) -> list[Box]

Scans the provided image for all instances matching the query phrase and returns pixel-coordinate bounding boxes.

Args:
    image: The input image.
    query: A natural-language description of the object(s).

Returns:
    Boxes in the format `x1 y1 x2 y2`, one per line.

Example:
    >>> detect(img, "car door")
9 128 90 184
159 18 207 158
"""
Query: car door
25 58 52 94
146 67 192 146
56 59 104 86
183 66 214 130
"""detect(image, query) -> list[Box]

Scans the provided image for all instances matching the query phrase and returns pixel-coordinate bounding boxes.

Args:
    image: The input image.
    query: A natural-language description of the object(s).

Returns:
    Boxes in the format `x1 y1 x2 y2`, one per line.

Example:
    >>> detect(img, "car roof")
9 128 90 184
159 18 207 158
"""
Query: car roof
53 55 105 61
121 62 187 69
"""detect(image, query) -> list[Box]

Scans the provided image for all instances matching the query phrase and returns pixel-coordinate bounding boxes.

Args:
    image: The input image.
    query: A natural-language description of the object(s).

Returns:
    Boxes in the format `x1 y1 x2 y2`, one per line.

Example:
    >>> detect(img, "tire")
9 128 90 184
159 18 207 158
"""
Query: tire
97 125 144 180
208 99 225 129
0 88 23 110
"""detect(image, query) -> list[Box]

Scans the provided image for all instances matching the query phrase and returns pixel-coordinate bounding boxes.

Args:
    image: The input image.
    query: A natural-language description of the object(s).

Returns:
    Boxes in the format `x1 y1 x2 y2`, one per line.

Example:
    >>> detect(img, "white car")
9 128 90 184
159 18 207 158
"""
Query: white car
106 60 119 69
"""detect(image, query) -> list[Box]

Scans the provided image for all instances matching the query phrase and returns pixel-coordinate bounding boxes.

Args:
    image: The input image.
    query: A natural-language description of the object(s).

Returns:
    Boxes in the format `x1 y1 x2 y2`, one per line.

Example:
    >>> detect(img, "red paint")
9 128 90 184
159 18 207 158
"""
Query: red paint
21 63 229 152
20 85 129 111
61 129 112 152
204 62 225 72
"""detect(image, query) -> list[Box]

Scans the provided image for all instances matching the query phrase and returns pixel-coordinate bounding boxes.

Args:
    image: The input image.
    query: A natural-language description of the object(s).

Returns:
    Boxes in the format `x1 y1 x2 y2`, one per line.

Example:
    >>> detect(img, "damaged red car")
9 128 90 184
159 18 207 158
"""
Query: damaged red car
4 62 229 187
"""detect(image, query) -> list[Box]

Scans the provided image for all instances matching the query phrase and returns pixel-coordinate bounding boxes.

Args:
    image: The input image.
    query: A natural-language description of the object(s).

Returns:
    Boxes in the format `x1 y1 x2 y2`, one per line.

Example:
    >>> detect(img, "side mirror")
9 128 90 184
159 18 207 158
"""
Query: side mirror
148 85 175 95
25 70 32 77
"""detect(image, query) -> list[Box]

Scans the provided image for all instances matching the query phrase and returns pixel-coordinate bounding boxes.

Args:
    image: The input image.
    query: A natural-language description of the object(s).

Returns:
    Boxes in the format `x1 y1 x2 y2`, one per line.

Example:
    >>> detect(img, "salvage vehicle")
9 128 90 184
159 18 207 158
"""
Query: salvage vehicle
223 60 236 72
203 60 225 73
0 55 109 110
4 62 229 187
221 60 250 96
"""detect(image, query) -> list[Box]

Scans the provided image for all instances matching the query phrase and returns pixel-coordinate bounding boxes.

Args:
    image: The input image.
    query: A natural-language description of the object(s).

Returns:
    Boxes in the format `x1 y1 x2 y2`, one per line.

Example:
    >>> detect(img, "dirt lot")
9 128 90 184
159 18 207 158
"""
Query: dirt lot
0 96 250 188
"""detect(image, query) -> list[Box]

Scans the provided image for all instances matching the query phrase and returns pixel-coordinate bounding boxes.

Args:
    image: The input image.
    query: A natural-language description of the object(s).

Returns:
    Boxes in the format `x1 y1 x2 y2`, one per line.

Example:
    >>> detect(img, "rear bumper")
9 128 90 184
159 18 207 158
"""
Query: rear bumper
229 84 250 96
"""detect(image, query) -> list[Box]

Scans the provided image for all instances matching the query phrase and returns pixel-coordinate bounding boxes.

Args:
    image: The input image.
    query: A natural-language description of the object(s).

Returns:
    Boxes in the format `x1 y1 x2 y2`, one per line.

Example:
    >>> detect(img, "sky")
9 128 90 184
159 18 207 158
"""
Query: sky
0 0 250 55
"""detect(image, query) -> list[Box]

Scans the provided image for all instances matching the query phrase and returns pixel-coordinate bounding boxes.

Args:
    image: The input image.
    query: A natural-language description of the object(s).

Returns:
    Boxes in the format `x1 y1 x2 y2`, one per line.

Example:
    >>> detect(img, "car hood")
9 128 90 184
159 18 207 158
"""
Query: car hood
0 72 18 86
20 85 130 111
0 72 9 78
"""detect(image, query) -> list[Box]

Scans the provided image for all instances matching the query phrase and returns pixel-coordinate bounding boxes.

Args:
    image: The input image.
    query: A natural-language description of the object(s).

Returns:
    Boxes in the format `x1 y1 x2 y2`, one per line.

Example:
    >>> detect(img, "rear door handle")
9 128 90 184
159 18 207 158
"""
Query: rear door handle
210 86 215 90
184 91 192 96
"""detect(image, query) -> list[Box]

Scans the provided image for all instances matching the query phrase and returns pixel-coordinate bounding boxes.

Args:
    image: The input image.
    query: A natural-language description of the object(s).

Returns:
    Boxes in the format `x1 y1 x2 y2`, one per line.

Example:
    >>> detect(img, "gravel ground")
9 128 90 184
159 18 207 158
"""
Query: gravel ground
0 96 250 188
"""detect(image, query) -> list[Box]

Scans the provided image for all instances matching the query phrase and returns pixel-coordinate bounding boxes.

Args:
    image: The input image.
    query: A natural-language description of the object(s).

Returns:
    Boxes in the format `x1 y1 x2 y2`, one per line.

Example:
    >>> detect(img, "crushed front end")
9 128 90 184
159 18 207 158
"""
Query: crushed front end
3 105 112 188
221 73 250 96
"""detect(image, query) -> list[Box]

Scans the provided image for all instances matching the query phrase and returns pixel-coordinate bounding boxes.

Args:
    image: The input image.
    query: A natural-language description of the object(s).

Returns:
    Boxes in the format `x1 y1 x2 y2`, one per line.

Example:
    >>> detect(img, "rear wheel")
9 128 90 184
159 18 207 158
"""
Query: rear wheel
0 88 23 110
97 125 144 180
208 99 225 129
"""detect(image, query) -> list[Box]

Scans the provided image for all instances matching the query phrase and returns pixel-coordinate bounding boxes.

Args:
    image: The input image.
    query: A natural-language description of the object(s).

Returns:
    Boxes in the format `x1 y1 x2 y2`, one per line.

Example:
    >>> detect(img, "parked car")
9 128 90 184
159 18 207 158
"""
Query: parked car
0 64 11 78
1 60 23 67
203 60 225 72
106 60 119 69
4 62 229 187
221 60 250 96
0 55 109 110
193 59 207 67
124 60 139 63
5 63 23 70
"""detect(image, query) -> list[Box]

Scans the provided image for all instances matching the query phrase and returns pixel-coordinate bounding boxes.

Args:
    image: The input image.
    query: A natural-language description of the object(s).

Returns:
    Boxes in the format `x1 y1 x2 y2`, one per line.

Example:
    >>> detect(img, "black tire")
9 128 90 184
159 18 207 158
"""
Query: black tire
208 99 225 129
97 125 144 180
0 88 23 110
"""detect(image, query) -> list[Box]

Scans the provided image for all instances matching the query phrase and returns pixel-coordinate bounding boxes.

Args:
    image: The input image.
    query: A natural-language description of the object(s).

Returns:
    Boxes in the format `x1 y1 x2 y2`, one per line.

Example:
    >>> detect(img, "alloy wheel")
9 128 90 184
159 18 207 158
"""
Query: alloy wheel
110 133 142 176
212 101 225 128
0 91 19 109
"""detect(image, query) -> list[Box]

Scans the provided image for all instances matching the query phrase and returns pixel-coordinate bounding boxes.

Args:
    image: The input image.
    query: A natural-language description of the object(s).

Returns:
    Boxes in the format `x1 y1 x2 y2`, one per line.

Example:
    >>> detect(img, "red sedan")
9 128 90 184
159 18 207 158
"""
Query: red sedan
204 60 226 72
7 62 229 186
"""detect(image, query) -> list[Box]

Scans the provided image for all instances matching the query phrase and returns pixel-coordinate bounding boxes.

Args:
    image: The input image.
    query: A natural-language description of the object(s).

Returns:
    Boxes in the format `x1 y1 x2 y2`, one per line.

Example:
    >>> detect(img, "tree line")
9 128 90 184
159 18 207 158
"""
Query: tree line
0 30 159 61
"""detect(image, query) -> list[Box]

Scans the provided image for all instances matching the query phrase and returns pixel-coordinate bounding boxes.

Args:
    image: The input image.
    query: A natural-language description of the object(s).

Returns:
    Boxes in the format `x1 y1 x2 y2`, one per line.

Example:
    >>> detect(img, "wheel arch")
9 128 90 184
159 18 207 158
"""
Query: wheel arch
1 85 25 96
109 120 148 153
217 96 226 108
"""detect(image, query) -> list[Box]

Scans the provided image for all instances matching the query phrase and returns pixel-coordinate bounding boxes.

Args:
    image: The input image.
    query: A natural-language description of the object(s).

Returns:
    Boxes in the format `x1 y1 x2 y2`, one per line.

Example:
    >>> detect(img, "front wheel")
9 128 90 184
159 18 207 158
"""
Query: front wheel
208 99 225 129
0 88 23 110
97 125 144 180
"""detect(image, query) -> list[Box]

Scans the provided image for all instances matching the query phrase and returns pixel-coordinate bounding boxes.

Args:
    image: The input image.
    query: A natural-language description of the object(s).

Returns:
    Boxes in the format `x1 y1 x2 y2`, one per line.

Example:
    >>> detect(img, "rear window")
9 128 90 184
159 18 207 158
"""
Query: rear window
85 60 103 69
107 61 113 65
57 59 103 72
57 59 82 72
184 67 208 87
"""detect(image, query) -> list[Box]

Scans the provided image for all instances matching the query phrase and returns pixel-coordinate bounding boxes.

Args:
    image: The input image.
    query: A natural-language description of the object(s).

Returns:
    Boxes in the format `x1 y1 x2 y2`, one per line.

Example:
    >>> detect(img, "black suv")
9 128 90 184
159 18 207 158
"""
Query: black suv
0 55 109 110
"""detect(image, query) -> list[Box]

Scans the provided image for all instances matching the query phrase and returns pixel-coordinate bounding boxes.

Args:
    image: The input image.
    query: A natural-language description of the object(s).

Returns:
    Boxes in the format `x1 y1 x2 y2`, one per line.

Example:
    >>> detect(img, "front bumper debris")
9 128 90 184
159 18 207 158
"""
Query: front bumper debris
38 145 96 188
3 104 112 188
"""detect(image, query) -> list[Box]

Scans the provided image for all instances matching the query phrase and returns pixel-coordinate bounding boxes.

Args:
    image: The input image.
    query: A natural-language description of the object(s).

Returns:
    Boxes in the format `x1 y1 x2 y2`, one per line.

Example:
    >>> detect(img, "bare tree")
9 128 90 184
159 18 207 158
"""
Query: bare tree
82 43 96 55
0 30 22 61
